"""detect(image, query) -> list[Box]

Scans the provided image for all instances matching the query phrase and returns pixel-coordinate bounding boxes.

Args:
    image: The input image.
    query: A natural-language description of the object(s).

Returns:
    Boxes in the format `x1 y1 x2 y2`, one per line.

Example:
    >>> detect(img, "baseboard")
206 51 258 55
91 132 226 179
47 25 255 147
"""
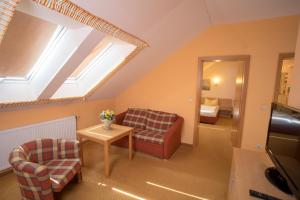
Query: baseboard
0 167 12 176
181 142 194 147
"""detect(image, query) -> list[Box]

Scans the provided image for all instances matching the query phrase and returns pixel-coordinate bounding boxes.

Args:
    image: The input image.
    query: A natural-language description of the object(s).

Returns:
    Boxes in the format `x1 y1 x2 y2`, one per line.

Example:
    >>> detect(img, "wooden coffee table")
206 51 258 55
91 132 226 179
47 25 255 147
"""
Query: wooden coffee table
77 124 134 177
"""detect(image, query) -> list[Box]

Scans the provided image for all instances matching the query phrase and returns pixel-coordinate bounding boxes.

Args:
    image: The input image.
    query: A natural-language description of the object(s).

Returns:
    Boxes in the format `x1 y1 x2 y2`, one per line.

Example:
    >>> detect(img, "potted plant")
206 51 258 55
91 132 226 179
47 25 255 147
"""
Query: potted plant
100 110 115 129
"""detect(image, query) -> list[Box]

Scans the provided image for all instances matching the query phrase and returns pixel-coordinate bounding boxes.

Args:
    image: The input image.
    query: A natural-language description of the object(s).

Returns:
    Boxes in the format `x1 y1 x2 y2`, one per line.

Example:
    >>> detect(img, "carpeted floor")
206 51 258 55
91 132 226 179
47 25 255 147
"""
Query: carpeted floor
199 117 234 131
0 126 232 200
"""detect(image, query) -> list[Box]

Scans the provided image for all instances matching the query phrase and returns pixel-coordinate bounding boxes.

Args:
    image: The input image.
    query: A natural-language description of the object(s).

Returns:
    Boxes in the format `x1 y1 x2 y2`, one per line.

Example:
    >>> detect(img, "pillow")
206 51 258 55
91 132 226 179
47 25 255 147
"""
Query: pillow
204 98 219 106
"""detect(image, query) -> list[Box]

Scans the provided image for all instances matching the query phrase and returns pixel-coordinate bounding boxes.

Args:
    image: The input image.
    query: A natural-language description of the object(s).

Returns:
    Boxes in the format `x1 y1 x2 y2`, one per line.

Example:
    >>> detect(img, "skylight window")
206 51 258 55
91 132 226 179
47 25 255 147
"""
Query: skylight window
0 0 147 106
0 10 59 79
26 26 67 80
67 41 113 81
51 36 137 99
0 8 93 103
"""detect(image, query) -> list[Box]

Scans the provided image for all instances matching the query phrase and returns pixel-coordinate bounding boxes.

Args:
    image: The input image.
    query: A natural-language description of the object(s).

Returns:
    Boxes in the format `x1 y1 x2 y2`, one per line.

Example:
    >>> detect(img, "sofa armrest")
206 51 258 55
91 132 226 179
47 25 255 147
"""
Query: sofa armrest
163 116 184 159
58 140 80 159
115 111 127 125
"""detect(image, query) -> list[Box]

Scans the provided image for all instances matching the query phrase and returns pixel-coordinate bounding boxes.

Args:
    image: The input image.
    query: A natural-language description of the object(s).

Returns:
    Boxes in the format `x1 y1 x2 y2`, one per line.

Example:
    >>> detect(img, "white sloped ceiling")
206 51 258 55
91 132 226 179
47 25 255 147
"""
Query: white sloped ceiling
71 0 300 100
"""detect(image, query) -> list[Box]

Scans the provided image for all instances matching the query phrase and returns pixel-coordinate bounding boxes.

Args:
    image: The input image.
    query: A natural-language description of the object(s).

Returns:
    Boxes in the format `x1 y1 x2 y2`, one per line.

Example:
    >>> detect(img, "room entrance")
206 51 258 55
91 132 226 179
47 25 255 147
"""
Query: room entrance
273 53 295 105
194 56 250 147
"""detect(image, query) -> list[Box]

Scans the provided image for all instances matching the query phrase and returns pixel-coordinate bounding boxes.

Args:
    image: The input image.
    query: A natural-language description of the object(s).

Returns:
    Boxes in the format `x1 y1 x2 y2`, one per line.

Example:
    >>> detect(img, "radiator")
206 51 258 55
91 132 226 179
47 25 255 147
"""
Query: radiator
0 116 76 171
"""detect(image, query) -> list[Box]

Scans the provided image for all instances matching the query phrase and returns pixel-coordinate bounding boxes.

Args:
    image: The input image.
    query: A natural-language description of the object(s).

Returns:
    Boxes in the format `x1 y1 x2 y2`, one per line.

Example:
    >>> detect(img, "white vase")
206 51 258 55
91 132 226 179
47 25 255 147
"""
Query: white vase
102 119 113 130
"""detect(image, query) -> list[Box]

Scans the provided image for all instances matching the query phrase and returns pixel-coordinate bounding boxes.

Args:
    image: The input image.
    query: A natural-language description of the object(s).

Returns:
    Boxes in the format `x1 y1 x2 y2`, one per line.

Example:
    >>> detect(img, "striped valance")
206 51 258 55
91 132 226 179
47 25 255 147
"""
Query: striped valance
0 0 20 44
32 0 148 48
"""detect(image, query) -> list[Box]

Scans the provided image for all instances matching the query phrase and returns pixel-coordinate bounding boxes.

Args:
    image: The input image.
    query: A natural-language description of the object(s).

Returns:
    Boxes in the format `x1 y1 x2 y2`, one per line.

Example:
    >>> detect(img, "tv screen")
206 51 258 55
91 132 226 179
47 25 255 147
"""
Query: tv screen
266 103 300 199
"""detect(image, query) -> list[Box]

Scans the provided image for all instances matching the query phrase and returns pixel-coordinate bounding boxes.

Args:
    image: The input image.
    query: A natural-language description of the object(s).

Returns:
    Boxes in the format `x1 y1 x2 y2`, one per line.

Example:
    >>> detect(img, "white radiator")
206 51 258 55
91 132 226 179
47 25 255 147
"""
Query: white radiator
0 116 76 171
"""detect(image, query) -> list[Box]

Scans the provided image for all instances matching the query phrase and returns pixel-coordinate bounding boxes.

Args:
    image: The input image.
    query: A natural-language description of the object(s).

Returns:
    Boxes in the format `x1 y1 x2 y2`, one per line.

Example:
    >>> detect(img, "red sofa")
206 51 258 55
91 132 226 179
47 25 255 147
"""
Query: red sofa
113 108 184 159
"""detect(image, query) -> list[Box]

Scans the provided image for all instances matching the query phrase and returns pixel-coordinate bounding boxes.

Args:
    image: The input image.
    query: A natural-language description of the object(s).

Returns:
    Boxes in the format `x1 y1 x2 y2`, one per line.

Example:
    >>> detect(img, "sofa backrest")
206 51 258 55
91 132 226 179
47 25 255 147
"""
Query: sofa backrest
146 110 177 133
122 108 177 133
122 108 148 129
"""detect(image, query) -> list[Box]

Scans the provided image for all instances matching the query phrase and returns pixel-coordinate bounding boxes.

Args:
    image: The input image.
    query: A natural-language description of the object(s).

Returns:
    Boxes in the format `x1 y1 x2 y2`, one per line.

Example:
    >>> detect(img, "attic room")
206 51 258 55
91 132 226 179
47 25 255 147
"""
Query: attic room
0 0 300 200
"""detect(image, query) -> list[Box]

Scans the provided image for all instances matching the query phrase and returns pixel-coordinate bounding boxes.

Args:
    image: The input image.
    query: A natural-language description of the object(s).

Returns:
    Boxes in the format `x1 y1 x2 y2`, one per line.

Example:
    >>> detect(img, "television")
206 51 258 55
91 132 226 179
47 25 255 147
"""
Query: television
266 103 300 199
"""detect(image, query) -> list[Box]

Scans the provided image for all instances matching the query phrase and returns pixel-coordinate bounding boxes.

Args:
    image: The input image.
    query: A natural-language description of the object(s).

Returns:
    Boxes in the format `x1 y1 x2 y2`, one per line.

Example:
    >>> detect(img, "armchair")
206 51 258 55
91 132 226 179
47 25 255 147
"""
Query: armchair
9 138 82 200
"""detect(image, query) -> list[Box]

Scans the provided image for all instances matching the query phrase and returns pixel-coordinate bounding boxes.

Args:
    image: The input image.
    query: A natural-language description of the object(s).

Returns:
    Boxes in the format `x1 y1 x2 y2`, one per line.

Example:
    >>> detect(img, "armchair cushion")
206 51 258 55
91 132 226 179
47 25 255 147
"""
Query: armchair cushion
146 110 177 133
44 158 81 192
122 108 148 129
134 130 164 144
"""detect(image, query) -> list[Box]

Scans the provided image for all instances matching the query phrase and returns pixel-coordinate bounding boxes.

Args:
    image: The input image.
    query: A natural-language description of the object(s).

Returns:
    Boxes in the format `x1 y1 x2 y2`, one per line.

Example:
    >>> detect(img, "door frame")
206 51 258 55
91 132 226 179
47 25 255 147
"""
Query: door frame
194 55 250 147
273 52 295 102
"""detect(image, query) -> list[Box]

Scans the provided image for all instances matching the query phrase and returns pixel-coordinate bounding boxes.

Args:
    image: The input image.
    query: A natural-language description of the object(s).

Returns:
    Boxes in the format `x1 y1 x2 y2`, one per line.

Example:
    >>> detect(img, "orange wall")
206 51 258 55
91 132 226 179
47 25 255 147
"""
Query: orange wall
115 15 300 150
202 61 242 100
0 99 114 131
289 24 300 108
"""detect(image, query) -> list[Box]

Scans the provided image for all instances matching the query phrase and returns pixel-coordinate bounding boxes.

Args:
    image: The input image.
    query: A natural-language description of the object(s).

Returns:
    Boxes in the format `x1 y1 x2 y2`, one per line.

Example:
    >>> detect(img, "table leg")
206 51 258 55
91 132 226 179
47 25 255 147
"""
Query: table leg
78 136 84 167
104 142 110 176
129 131 133 160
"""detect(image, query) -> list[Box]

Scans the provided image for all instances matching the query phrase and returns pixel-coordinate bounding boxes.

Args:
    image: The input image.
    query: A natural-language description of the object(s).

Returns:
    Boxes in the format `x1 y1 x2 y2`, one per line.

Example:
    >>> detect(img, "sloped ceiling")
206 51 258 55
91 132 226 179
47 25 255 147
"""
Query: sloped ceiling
70 0 300 100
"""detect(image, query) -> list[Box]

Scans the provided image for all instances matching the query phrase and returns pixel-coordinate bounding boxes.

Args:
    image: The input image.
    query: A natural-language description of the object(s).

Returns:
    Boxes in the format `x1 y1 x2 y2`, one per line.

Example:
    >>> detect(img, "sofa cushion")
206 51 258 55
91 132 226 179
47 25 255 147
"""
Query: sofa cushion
146 110 177 133
122 108 148 129
44 159 81 192
134 130 164 144
133 128 144 134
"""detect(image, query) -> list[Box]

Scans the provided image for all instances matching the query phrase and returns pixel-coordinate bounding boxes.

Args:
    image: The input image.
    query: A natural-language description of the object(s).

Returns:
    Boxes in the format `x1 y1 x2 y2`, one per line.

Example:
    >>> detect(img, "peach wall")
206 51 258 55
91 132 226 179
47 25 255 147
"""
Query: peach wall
0 99 114 131
115 15 300 150
202 61 242 100
288 24 300 109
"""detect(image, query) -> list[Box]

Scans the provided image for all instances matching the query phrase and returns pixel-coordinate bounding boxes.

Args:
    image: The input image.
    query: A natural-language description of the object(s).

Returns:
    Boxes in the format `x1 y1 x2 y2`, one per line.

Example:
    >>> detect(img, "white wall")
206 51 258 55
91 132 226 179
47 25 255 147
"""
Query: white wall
202 61 243 99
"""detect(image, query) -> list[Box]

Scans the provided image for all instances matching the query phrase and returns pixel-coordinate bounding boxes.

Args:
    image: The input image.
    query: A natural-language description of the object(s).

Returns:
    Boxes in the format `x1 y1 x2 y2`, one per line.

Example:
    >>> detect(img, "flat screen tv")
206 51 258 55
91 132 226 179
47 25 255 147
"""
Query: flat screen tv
266 103 300 199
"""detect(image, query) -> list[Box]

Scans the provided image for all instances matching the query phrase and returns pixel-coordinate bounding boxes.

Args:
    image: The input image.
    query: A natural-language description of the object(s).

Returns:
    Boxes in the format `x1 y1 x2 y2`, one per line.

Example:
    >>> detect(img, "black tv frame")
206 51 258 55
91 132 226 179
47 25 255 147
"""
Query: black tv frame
265 102 300 199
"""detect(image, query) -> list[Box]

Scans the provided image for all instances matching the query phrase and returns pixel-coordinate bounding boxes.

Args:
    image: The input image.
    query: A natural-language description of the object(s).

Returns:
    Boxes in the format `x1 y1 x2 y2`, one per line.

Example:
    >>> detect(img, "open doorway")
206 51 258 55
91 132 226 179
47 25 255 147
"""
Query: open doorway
274 53 295 105
194 56 250 147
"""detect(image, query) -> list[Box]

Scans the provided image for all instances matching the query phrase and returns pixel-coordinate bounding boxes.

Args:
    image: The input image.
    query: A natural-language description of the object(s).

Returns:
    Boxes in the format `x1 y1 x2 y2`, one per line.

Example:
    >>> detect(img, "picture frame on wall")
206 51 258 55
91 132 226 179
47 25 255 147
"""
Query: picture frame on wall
202 79 211 90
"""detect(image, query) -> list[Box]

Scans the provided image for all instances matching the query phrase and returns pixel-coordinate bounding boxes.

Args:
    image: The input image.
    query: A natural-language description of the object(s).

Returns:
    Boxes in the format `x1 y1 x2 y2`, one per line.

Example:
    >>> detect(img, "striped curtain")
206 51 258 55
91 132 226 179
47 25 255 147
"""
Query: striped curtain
0 0 20 44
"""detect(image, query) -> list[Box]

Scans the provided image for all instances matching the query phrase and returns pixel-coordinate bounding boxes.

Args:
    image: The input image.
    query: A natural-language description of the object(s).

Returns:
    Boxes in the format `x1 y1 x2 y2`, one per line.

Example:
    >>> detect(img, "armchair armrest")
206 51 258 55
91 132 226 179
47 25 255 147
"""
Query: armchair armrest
14 161 48 176
13 161 53 199
58 140 80 159
163 116 184 159
115 111 127 125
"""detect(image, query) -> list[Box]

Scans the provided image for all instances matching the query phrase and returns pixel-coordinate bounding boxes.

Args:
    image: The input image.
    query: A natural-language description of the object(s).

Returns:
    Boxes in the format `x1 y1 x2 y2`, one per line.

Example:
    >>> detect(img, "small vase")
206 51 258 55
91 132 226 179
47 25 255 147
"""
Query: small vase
102 119 113 130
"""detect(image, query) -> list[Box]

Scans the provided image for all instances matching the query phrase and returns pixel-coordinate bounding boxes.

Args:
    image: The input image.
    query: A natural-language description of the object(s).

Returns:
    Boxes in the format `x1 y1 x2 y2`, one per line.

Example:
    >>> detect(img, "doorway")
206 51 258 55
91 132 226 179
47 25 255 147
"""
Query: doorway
194 55 250 147
274 53 295 105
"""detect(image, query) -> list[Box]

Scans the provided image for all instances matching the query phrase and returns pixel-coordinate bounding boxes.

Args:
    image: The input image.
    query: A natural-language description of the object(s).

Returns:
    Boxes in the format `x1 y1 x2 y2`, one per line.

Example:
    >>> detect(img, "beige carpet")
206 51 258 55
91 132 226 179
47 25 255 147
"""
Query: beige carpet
0 127 232 200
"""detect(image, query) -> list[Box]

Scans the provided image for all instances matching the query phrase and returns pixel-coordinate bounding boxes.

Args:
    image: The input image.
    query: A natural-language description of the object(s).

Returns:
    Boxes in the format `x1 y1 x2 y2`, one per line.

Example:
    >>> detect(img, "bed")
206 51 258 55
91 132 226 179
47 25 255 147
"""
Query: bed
199 104 219 124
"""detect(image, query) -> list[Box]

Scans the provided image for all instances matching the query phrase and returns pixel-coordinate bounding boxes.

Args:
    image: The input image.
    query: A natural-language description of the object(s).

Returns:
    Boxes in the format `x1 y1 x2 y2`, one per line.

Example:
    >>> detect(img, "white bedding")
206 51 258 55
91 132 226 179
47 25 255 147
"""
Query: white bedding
200 104 219 117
